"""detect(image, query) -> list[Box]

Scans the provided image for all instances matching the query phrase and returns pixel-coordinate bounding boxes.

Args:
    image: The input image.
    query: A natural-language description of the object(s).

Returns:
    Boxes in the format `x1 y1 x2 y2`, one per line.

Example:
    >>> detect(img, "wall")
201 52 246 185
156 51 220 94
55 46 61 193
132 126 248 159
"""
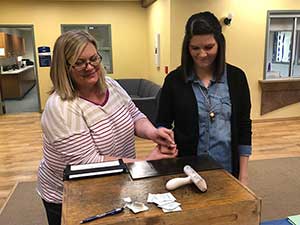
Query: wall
0 1 149 109
170 0 300 120
1 0 300 119
146 0 170 85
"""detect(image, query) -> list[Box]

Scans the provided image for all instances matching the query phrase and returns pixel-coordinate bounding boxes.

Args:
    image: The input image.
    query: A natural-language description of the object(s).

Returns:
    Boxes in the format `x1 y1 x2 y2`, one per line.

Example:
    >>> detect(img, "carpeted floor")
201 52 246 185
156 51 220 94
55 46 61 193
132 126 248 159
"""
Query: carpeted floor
248 157 300 221
0 182 47 225
0 157 300 224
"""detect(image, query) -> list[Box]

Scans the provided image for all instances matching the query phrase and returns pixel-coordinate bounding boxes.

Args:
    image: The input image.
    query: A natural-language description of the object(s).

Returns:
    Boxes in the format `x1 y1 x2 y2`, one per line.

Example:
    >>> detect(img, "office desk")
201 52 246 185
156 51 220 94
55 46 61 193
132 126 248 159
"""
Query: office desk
62 168 261 225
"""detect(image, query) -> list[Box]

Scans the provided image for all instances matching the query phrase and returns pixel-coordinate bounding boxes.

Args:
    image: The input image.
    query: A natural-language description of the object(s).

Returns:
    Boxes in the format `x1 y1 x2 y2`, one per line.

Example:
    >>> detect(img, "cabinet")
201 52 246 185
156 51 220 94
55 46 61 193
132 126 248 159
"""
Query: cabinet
0 66 35 99
0 32 12 57
0 32 25 57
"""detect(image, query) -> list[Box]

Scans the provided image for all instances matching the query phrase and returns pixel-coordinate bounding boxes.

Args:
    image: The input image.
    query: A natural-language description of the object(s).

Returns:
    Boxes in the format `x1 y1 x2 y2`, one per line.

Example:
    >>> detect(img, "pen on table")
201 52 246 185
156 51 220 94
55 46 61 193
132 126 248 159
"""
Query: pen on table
80 207 124 224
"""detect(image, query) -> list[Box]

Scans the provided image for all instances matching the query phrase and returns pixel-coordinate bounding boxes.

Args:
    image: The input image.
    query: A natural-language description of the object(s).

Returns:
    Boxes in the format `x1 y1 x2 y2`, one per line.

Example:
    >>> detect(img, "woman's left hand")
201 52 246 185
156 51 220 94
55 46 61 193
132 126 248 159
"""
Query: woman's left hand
146 145 178 161
150 127 176 148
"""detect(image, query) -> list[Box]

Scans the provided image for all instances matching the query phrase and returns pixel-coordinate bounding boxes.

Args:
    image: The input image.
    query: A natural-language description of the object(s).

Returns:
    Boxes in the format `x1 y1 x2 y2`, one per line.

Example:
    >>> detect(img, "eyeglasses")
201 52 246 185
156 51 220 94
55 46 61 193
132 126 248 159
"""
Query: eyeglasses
72 53 102 71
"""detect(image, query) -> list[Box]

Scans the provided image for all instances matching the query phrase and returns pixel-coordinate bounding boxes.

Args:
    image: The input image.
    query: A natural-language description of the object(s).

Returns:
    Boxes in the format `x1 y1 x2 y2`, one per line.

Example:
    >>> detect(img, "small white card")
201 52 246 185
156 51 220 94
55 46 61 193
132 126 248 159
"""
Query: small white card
147 192 176 205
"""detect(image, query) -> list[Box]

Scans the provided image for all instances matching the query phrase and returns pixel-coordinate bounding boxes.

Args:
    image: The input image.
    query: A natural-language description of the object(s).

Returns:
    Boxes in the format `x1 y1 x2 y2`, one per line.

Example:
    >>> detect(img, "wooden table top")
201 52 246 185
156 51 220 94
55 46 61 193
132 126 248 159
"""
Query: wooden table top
62 169 261 225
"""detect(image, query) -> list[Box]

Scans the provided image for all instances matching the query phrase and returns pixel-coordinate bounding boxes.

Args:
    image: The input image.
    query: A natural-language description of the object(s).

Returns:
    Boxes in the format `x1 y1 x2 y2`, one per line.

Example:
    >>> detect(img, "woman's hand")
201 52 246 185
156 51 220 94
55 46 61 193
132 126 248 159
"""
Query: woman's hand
134 119 176 148
239 174 249 186
149 127 176 148
146 145 178 161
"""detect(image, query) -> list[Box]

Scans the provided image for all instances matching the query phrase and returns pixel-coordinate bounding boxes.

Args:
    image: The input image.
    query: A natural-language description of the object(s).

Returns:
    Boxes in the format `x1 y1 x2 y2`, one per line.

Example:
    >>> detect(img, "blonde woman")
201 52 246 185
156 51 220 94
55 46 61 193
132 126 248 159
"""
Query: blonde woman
37 30 177 225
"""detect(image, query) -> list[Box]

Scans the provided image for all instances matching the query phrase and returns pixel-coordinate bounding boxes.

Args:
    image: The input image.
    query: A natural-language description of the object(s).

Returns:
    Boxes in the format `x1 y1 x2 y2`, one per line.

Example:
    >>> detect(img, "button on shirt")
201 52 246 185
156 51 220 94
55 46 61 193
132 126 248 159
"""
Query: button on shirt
189 68 251 173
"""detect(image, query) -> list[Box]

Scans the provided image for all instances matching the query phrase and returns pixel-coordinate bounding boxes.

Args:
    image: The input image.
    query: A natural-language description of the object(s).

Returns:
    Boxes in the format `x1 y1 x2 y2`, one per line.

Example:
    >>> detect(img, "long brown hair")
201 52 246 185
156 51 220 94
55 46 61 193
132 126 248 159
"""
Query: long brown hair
181 11 225 81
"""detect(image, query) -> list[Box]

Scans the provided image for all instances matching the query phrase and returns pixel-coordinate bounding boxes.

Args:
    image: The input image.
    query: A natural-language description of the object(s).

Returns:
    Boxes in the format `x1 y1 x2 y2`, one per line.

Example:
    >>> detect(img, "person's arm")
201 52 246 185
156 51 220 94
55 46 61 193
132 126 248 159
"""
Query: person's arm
103 145 178 163
134 117 175 147
239 155 249 185
237 70 252 186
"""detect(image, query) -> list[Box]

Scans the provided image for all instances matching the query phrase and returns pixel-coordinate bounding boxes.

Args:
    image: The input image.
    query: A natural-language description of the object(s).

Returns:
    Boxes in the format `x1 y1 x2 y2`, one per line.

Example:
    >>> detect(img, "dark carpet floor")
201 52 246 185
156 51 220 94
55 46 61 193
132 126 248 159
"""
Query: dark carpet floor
0 157 300 224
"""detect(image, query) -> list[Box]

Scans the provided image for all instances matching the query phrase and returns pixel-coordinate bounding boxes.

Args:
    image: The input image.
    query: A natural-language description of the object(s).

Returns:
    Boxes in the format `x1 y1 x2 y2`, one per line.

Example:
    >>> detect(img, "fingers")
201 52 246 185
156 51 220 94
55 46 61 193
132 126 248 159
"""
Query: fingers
146 145 178 161
159 145 177 155
156 127 175 147
160 149 178 159
158 127 174 141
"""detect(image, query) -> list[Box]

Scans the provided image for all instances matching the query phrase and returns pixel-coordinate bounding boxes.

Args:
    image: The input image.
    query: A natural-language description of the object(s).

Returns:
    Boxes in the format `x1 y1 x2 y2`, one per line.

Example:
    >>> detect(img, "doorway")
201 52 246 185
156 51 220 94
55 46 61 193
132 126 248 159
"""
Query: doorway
0 25 40 114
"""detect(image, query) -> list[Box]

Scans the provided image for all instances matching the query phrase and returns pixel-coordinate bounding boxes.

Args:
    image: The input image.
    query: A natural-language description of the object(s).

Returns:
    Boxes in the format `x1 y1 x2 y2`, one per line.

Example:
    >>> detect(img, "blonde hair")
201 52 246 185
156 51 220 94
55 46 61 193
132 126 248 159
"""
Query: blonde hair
50 30 107 100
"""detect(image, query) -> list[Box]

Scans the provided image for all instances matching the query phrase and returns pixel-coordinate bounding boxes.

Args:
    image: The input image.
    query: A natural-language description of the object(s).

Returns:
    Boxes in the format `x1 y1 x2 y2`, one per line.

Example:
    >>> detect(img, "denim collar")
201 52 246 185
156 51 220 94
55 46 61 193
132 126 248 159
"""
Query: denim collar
186 65 227 84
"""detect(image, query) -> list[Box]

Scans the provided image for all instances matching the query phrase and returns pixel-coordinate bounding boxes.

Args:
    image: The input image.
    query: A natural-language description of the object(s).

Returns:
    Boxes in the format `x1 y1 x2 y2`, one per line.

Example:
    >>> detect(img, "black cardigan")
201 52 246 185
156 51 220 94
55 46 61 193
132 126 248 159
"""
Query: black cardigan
156 64 252 178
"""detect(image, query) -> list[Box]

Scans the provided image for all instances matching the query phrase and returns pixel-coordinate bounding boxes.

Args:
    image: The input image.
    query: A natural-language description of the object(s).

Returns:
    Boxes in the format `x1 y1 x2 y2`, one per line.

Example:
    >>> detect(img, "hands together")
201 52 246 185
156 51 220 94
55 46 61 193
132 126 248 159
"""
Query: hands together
150 127 176 148
146 144 178 161
146 127 178 161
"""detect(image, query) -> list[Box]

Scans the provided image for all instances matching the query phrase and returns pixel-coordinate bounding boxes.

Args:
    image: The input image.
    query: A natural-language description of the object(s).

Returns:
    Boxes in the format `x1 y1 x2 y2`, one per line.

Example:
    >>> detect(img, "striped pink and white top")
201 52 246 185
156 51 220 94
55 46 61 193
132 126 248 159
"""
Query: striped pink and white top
37 77 145 203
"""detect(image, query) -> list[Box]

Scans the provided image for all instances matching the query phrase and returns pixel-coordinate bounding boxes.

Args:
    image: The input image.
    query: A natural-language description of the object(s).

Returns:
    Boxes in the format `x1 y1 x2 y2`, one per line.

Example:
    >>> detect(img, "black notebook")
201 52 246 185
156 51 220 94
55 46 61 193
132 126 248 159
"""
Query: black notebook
63 159 126 180
126 155 222 180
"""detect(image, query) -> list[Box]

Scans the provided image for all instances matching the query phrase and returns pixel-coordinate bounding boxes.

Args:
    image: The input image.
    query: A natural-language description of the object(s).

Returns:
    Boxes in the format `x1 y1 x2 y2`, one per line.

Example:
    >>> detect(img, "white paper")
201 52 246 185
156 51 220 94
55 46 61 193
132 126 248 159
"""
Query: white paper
147 192 182 213
70 160 120 171
158 201 181 210
69 168 123 179
0 48 5 56
162 206 182 213
123 197 132 203
126 201 149 214
147 192 176 205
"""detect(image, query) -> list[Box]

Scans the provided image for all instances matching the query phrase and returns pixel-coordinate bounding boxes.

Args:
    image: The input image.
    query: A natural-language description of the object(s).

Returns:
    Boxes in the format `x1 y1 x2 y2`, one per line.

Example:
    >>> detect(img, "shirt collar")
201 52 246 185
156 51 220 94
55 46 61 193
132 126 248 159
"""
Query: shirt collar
186 65 227 84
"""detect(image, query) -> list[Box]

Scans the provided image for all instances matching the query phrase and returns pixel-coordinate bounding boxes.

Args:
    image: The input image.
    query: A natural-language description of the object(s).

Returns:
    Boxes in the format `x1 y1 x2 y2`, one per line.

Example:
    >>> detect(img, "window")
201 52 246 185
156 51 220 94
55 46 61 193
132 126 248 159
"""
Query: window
265 11 300 79
61 24 113 73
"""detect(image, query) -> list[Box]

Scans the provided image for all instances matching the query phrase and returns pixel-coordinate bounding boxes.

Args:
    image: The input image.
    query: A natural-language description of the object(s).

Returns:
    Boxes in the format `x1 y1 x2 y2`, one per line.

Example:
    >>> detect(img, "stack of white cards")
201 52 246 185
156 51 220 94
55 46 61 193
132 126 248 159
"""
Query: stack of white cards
147 192 182 213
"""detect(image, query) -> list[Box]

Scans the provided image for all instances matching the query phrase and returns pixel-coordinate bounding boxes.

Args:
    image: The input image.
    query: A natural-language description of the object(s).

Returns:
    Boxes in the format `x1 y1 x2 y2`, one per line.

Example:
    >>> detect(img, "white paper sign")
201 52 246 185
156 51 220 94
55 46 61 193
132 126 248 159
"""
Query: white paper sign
0 48 5 56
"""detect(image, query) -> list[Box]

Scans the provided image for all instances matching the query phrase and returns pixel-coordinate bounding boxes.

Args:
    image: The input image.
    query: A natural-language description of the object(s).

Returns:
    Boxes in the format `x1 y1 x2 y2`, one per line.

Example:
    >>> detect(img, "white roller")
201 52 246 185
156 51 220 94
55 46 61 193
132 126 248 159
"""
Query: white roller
183 165 207 192
165 165 207 192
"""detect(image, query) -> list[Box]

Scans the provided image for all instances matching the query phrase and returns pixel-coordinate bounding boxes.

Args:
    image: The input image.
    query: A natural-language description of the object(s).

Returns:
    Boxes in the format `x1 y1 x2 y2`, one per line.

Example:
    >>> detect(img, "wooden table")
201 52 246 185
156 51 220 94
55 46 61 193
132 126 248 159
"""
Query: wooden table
62 169 261 225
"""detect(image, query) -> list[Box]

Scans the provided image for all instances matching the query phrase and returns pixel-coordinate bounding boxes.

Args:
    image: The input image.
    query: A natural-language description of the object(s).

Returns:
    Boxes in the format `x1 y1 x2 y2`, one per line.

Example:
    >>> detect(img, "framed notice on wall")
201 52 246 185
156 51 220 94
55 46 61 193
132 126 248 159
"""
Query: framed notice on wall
38 46 51 67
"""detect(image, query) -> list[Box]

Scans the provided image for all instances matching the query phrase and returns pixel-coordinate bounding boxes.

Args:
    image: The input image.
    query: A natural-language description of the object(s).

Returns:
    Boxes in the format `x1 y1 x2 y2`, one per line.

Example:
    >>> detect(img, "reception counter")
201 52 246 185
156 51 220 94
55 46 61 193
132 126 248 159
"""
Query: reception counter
0 66 36 100
62 158 261 225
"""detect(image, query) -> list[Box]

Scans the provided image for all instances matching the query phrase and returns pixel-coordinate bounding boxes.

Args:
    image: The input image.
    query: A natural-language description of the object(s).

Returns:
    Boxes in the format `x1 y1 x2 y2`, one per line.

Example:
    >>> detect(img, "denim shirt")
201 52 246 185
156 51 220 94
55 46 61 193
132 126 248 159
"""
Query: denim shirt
189 69 233 172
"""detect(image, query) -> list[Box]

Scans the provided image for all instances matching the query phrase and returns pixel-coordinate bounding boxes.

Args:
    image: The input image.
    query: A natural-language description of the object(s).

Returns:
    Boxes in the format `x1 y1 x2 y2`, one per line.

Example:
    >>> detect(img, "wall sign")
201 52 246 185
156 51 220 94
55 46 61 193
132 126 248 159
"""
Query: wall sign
38 46 51 67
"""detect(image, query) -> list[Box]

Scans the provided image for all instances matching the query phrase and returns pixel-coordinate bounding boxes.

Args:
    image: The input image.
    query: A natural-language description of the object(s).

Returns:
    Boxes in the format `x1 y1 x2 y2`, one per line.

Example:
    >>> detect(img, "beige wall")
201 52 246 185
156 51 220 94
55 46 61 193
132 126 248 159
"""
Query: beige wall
0 1 149 109
146 0 170 85
170 0 300 120
1 0 300 119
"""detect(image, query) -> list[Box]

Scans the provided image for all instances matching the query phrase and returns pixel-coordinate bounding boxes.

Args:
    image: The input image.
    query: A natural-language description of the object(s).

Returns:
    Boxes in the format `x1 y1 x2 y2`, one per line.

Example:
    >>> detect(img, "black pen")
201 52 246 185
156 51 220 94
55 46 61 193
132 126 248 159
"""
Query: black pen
80 207 124 224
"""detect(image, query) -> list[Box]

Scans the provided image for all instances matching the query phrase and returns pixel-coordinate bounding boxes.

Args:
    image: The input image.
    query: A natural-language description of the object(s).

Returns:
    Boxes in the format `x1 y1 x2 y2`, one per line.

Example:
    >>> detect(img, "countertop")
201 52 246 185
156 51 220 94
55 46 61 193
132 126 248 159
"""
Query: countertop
0 65 34 75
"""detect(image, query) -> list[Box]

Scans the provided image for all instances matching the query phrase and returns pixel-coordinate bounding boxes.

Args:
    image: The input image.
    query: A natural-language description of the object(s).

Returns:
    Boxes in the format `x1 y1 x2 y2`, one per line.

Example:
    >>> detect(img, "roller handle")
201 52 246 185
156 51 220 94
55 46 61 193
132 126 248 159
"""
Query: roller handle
165 177 192 190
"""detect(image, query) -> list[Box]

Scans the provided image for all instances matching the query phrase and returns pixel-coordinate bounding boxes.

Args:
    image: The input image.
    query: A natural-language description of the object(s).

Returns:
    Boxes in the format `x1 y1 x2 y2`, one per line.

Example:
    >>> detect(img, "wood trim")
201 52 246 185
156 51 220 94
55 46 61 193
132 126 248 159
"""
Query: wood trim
259 79 300 115
253 116 300 123
141 0 156 8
